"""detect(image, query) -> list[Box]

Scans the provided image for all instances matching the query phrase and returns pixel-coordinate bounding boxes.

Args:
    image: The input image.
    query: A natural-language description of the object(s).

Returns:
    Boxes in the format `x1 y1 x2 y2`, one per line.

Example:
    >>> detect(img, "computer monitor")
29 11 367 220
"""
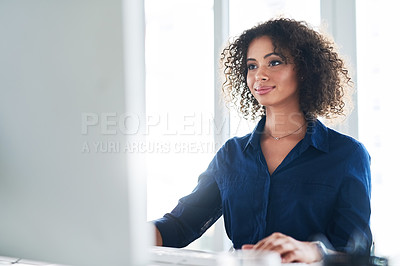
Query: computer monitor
0 1 150 265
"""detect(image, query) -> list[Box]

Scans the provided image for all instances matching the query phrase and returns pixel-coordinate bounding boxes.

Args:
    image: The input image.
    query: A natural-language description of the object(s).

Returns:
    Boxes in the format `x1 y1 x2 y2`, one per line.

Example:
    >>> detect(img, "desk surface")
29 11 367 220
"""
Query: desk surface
149 246 323 266
1 249 324 266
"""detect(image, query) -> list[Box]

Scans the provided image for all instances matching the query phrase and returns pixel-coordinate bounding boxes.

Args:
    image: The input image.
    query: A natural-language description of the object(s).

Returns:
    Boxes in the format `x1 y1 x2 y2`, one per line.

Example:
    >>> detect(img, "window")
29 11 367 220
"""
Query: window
145 0 215 250
357 0 400 258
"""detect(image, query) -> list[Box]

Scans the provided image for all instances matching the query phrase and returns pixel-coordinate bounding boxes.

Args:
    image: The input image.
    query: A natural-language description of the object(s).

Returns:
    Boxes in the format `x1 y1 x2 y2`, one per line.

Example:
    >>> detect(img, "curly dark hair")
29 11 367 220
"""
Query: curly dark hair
221 18 352 120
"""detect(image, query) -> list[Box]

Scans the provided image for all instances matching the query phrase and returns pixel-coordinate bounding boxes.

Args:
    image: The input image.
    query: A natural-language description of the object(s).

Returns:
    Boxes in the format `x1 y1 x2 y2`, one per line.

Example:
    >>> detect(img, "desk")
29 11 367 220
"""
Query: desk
1 251 323 266
0 256 59 265
149 246 323 266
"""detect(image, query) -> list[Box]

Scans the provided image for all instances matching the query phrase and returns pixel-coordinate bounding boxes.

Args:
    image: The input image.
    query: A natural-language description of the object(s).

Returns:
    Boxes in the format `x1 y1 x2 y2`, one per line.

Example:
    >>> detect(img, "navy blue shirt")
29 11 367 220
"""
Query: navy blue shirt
154 117 372 253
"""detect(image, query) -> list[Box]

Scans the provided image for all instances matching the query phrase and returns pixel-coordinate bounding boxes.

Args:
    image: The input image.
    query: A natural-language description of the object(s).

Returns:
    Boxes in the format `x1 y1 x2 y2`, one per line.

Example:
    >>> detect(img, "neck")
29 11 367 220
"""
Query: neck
264 108 306 138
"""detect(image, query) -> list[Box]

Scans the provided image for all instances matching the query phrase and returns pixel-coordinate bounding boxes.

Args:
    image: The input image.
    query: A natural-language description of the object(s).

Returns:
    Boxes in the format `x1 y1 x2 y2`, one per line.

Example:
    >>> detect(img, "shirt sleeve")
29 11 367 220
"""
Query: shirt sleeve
152 151 224 248
327 142 372 254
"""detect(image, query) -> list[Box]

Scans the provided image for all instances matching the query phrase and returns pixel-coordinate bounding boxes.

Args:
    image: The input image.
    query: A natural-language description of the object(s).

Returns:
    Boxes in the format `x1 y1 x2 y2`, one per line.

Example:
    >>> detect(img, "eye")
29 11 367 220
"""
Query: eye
269 60 283 67
247 64 257 70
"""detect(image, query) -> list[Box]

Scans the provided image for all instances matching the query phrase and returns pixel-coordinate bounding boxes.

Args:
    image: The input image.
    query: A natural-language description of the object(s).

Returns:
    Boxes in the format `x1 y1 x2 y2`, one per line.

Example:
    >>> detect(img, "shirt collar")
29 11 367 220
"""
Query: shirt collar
243 116 266 151
303 119 329 153
243 116 329 153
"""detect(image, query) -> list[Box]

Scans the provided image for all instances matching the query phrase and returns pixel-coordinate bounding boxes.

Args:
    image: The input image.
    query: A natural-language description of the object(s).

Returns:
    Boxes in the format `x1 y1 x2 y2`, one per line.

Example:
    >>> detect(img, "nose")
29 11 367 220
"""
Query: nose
255 66 269 81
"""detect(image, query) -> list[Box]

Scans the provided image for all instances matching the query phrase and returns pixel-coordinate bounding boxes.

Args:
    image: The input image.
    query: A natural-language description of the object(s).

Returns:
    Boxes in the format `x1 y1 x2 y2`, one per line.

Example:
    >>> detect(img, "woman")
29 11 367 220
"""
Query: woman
152 18 372 263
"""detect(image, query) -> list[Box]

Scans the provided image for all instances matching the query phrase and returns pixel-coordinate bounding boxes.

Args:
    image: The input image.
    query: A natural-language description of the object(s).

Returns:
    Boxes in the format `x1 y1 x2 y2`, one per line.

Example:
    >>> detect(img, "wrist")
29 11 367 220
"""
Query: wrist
312 241 328 260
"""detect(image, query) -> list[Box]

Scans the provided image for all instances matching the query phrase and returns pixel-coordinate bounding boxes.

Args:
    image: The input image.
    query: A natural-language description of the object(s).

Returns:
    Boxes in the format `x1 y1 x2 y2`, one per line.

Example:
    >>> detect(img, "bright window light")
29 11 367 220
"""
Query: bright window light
357 0 400 260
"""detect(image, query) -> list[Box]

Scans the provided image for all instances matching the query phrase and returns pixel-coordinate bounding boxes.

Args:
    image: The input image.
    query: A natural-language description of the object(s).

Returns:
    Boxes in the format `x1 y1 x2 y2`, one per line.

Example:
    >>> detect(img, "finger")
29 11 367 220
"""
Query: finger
252 234 279 249
281 251 298 263
253 239 271 250
241 244 254 250
255 235 287 251
261 238 297 261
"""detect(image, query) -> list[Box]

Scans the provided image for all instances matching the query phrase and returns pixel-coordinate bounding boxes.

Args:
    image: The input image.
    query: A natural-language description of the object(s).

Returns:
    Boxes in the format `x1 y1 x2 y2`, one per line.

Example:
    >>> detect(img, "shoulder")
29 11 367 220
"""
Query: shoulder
316 123 371 193
207 133 253 171
323 124 371 186
326 125 370 158
222 117 265 152
222 133 252 151
312 119 369 156
212 133 251 163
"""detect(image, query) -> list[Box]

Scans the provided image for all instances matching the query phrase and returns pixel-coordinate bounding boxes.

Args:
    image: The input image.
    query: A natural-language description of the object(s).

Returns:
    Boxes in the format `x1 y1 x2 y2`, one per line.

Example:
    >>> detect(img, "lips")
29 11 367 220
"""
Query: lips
254 85 275 95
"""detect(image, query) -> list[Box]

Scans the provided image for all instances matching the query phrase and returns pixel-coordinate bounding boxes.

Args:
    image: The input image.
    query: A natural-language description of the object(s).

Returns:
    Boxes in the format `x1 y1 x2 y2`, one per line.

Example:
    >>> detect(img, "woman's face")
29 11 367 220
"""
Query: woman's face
246 36 300 111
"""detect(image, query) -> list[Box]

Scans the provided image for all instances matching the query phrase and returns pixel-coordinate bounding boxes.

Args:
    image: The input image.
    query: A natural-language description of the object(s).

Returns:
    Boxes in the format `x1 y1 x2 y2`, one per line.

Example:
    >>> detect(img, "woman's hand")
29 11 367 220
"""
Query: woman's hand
242 232 322 263
153 224 163 246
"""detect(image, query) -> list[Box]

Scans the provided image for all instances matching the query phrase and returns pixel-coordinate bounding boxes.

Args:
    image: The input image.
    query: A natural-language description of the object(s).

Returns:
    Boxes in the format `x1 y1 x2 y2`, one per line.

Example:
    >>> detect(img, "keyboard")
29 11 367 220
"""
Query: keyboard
149 246 282 266
149 247 218 266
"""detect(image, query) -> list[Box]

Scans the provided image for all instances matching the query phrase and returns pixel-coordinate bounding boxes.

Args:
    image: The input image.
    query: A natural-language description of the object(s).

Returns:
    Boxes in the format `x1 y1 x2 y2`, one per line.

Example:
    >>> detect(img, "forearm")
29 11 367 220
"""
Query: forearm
154 224 163 246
